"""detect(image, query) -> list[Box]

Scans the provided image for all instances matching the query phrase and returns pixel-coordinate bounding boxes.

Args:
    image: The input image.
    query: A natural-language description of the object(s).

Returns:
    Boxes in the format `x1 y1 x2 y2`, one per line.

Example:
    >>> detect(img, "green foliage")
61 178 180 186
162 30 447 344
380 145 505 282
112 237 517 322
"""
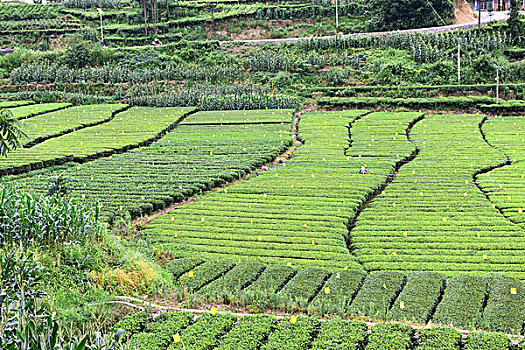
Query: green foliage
216 314 277 350
311 318 368 350
432 276 487 329
325 67 350 86
463 331 513 350
507 0 524 44
45 172 74 197
199 261 266 297
279 268 329 305
367 0 455 31
165 257 205 279
366 322 414 350
0 182 102 247
167 313 238 350
128 312 194 350
109 311 150 342
0 109 26 157
0 251 46 348
261 316 320 350
387 272 445 324
414 327 462 350
348 271 405 318
310 270 365 316
482 275 525 333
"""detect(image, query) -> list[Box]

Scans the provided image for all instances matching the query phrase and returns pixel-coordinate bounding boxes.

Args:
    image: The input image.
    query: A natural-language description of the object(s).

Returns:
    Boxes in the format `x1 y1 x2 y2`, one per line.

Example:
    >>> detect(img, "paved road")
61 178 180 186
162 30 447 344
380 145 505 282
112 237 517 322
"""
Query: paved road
219 11 519 46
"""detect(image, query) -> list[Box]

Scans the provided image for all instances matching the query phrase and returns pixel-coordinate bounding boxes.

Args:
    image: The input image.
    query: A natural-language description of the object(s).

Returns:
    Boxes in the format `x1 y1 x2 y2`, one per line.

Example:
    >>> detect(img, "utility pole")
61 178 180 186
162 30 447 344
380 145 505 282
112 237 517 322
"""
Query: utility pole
97 8 104 46
496 67 500 104
478 0 481 34
457 41 461 83
335 0 339 34
143 0 148 36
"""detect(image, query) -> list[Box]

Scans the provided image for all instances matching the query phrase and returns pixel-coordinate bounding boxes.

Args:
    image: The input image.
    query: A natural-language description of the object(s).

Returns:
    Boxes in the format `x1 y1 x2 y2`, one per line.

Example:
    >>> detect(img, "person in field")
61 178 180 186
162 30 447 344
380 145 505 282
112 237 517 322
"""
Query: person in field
359 165 367 174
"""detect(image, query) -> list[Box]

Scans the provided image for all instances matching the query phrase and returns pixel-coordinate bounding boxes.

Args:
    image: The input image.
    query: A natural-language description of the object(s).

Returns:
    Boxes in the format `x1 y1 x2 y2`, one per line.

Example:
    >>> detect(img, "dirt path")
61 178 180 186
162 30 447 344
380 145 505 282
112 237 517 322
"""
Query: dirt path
455 0 476 24
133 107 310 227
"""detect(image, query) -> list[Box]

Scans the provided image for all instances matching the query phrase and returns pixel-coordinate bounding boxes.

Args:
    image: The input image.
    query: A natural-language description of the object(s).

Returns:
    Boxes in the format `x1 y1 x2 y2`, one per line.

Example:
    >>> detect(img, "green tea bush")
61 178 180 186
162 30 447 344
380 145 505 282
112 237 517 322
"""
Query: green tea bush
414 327 462 350
463 331 513 350
366 322 414 350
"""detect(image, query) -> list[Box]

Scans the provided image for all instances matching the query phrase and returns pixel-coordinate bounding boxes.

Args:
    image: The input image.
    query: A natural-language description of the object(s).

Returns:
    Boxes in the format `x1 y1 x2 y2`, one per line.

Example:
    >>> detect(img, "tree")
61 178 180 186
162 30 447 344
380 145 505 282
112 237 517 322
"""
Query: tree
0 109 26 157
508 0 524 44
367 0 456 31
63 41 92 69
45 173 74 197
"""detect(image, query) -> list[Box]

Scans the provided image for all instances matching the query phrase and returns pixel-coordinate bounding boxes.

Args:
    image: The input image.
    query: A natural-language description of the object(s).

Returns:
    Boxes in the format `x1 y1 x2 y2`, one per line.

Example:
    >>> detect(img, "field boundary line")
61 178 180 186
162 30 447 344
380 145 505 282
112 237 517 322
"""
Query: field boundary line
17 103 72 121
473 115 522 227
345 113 426 260
1 107 196 178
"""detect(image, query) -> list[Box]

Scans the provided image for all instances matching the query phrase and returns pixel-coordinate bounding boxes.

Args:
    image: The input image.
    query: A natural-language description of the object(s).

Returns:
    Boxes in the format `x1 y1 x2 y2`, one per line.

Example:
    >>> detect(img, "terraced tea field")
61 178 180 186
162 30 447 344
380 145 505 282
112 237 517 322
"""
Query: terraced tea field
478 116 525 232
3 103 524 334
7 109 293 221
111 310 524 350
351 114 525 278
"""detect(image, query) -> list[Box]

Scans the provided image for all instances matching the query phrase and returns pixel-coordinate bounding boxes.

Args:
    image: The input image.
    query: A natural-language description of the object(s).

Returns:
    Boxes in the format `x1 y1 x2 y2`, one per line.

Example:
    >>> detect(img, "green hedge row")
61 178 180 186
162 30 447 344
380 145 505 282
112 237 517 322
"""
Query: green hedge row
165 258 525 333
113 311 520 350
319 96 500 110
304 83 525 97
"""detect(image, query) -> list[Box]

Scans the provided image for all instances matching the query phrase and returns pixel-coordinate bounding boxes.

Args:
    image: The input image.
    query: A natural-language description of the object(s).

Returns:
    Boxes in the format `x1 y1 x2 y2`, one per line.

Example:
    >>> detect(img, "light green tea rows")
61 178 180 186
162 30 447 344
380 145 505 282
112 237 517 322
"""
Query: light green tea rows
351 114 525 278
478 116 525 231
143 111 424 270
9 109 293 221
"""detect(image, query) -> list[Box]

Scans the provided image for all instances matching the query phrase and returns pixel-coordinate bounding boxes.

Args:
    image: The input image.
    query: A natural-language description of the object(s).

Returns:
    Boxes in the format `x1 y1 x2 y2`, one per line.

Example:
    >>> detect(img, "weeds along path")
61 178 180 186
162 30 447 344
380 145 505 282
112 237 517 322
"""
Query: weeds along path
349 113 525 279
475 116 525 231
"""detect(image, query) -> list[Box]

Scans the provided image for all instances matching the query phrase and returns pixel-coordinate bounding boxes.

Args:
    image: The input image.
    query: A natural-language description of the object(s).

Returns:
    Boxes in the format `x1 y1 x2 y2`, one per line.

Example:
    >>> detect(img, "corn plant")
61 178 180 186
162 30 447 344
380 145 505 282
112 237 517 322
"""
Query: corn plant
0 182 102 248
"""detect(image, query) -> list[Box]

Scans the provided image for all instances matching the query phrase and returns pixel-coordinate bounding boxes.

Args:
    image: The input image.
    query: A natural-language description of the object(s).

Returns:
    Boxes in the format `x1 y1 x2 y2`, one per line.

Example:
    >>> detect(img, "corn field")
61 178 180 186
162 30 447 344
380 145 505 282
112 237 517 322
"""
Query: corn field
0 182 102 247
11 64 243 85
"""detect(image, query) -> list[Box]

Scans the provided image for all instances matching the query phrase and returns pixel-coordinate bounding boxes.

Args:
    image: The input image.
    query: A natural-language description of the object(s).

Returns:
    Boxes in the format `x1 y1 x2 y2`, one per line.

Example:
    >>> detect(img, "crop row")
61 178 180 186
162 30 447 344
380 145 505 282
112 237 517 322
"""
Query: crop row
142 111 425 269
477 116 525 231
14 104 119 147
318 96 504 110
0 100 34 108
7 109 294 221
111 309 524 349
349 113 525 278
167 257 525 334
10 102 71 120
0 105 196 176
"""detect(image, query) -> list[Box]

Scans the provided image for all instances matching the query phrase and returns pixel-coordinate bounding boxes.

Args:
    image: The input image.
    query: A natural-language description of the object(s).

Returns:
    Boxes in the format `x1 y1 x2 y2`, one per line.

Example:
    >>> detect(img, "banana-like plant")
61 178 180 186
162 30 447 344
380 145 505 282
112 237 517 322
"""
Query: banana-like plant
0 109 27 157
